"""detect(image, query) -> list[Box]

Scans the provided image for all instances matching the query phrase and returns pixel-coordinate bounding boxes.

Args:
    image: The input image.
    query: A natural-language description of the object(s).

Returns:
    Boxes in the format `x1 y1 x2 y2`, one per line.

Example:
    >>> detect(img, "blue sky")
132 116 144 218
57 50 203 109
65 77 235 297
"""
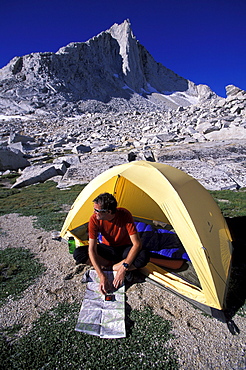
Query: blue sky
1 0 245 97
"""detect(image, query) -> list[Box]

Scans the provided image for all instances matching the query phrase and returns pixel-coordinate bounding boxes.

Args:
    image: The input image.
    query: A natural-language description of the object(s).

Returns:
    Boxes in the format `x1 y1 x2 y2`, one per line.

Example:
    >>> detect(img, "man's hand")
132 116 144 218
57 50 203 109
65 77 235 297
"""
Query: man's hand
89 238 112 295
99 273 111 295
113 265 127 290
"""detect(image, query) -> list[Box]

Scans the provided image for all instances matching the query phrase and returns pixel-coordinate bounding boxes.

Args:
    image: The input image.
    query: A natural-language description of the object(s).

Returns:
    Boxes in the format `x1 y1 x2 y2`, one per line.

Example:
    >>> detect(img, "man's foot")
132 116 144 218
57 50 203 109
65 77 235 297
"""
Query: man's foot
125 271 134 283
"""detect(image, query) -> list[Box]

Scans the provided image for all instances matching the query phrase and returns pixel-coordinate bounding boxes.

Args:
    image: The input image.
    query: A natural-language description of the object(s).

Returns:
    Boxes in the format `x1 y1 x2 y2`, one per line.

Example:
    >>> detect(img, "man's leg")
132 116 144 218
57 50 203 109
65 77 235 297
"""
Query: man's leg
73 246 89 265
112 245 150 271
96 243 119 269
73 245 113 269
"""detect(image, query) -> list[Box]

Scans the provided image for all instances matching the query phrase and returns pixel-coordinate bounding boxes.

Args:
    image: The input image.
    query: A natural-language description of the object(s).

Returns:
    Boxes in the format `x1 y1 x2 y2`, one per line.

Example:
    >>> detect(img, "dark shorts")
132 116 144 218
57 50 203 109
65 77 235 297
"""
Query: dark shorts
73 243 149 269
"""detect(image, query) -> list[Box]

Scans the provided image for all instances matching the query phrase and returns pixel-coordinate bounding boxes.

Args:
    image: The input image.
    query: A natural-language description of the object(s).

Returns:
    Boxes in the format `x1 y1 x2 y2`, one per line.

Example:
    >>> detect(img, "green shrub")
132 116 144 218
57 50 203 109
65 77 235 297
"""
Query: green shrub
209 188 246 217
0 248 45 305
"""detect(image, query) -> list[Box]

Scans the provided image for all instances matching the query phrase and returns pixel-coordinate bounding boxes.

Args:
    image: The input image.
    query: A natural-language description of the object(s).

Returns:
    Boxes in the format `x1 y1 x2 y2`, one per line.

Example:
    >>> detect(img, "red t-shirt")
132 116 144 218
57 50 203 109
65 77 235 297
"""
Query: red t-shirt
88 207 137 246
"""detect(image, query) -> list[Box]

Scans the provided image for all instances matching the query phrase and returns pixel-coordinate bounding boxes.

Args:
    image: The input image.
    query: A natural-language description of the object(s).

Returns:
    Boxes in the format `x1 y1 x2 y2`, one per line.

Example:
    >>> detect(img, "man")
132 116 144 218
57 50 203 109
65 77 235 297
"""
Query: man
74 192 149 295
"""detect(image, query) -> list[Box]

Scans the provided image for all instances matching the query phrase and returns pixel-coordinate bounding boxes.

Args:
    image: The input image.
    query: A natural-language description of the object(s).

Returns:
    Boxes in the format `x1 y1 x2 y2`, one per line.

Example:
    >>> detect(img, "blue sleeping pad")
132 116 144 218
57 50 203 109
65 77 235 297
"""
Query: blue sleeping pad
135 222 190 261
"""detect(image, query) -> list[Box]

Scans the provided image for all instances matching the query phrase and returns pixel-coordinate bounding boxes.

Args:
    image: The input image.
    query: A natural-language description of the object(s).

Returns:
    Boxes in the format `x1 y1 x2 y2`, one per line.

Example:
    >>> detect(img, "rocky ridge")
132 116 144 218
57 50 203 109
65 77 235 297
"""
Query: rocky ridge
0 20 217 116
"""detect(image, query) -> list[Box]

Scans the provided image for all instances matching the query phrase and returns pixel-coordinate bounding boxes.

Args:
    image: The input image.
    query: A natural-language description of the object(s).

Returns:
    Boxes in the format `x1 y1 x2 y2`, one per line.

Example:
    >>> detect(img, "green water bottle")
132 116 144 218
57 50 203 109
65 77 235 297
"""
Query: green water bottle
68 236 76 254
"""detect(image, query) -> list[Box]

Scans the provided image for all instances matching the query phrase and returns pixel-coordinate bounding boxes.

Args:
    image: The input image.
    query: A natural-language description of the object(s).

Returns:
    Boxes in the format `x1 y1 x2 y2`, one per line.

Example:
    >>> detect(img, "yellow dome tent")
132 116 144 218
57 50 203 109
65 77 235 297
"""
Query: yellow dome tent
60 161 233 320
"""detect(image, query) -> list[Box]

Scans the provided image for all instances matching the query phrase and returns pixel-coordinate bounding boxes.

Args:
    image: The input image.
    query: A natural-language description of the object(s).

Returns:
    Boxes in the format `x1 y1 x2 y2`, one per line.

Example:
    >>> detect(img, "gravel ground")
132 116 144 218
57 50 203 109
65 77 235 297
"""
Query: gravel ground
0 214 245 369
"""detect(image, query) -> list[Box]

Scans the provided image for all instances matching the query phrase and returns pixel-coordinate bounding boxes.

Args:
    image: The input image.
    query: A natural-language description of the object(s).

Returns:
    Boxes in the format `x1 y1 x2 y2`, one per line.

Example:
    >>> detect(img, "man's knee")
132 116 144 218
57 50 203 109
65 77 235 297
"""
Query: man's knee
133 249 150 269
73 246 89 264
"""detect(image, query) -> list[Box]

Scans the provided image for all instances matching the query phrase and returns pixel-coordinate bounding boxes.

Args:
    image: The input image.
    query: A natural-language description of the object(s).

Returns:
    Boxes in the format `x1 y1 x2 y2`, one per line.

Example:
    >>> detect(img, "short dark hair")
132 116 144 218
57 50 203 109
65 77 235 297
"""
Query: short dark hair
93 193 117 213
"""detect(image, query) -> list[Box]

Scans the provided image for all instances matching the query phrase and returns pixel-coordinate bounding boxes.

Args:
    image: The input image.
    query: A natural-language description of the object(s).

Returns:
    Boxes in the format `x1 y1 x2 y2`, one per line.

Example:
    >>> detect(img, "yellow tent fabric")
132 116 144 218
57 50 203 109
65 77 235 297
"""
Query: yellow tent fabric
60 161 233 311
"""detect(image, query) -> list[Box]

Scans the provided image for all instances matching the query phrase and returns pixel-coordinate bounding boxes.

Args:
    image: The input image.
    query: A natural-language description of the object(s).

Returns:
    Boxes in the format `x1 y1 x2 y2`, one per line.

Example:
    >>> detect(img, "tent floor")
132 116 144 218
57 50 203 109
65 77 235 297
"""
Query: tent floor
158 261 202 289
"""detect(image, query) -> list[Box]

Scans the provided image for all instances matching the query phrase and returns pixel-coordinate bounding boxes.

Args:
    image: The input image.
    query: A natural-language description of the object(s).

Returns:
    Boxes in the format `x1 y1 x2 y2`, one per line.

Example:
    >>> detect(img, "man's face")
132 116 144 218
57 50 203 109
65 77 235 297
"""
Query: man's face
93 202 111 220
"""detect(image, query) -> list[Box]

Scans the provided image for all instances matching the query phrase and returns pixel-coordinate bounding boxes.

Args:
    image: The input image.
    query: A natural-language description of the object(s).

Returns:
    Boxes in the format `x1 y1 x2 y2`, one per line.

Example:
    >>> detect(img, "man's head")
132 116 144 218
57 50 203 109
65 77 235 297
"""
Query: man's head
93 193 117 219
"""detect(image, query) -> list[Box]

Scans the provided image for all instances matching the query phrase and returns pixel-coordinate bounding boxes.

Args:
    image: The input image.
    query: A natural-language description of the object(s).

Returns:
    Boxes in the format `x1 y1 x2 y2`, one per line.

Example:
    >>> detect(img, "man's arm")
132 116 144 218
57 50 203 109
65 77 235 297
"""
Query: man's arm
112 233 142 289
88 238 111 295
124 233 142 266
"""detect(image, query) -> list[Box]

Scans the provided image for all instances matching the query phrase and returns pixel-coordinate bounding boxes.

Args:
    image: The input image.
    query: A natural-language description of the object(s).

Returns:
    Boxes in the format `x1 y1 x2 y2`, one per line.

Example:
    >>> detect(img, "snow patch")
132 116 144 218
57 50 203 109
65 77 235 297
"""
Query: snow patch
141 84 159 95
122 84 135 92
159 91 199 105
0 115 36 121
146 83 158 93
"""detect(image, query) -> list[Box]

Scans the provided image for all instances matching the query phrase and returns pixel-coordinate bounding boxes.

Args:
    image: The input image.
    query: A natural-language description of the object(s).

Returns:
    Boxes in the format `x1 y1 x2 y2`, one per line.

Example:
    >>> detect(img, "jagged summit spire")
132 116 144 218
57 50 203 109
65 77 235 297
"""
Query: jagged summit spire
109 19 133 36
109 19 135 45
108 19 136 75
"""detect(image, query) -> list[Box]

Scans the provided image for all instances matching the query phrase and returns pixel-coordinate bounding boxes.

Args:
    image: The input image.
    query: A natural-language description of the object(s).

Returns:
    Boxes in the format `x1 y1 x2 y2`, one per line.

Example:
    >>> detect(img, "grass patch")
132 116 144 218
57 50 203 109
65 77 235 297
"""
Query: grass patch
0 173 20 184
0 181 85 231
0 248 45 305
209 188 246 217
0 303 178 369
